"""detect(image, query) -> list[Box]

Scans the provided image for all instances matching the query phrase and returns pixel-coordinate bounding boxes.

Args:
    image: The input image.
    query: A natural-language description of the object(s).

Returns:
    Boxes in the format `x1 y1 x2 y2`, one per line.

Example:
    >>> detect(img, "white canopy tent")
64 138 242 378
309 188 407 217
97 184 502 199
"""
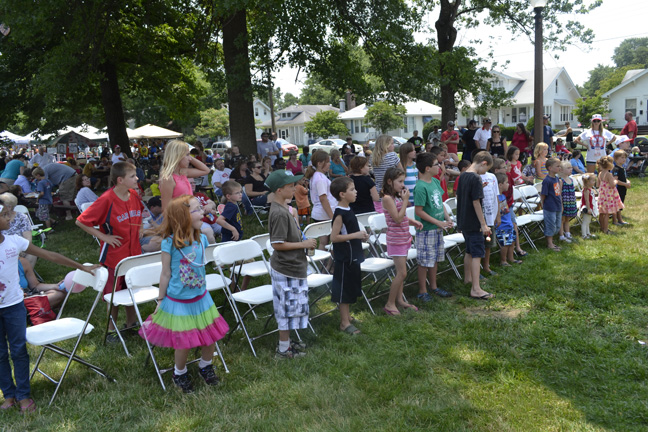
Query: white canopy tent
127 124 183 140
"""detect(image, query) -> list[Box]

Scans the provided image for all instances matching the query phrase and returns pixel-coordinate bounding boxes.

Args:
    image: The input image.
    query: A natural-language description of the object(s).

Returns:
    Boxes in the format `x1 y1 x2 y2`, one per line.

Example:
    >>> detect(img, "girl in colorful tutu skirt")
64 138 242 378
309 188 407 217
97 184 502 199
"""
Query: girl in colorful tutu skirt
139 195 229 393
596 156 624 235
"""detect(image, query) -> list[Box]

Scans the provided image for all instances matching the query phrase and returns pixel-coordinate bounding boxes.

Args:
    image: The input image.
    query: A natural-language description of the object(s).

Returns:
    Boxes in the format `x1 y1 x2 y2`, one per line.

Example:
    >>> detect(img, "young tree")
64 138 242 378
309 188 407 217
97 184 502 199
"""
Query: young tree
304 110 349 139
364 102 406 134
194 108 230 138
573 96 608 126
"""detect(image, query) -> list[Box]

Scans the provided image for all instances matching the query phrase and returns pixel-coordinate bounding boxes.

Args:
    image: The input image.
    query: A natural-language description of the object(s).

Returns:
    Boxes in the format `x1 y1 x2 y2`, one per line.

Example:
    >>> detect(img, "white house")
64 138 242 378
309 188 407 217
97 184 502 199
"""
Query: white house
253 99 272 138
258 104 340 146
339 99 442 142
457 67 581 128
602 68 648 128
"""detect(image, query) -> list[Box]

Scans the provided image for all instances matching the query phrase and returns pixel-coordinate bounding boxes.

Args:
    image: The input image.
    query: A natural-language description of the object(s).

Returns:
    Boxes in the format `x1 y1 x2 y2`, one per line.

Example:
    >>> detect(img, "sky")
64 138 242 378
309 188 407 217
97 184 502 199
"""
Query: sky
272 0 648 98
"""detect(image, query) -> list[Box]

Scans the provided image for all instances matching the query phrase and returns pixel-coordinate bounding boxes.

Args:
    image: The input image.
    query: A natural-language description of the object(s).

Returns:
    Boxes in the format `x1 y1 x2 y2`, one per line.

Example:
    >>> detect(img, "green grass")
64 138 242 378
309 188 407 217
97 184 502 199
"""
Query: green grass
4 179 648 431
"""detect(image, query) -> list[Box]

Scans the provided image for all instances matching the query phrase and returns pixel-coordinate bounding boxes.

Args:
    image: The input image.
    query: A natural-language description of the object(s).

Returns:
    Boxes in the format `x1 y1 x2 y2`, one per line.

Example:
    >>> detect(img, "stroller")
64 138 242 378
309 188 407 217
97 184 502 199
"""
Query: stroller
627 136 648 177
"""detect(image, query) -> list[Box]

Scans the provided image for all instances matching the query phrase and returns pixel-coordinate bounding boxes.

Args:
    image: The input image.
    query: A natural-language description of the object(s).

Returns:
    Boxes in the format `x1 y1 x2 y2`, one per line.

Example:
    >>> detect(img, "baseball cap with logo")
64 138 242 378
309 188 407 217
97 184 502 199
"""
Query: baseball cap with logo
265 169 303 192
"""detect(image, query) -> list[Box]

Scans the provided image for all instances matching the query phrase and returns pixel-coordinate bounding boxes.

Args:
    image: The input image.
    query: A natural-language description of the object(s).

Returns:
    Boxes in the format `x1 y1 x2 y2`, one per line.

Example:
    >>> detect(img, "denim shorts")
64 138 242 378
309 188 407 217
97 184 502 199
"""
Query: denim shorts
463 231 485 258
543 210 562 237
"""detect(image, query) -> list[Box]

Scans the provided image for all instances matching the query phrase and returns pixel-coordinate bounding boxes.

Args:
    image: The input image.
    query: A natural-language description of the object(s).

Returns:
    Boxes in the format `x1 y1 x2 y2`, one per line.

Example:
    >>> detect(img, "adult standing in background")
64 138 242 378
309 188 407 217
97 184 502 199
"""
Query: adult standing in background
511 123 532 156
440 121 460 155
407 130 425 153
111 145 127 164
575 114 616 173
461 120 478 161
620 111 638 145
556 121 574 149
473 118 492 151
29 146 56 169
531 115 554 153
372 135 400 212
427 125 441 144
257 132 279 163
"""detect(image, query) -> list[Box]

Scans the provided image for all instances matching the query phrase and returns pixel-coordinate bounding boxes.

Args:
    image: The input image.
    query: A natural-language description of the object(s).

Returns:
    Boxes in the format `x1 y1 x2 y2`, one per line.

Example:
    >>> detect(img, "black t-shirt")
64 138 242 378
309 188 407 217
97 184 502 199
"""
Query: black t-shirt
332 207 365 264
349 175 376 215
408 136 424 152
456 171 484 232
227 154 246 169
612 164 627 192
245 174 268 193
462 129 478 161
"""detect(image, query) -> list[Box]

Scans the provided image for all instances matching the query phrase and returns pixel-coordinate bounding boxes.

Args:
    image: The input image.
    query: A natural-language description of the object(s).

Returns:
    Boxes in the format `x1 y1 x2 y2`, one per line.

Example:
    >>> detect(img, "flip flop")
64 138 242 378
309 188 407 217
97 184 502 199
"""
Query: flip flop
501 262 512 267
19 399 36 414
549 246 561 252
383 307 400 316
402 304 420 312
516 250 528 256
470 293 495 300
0 400 16 410
512 260 523 264
341 324 361 335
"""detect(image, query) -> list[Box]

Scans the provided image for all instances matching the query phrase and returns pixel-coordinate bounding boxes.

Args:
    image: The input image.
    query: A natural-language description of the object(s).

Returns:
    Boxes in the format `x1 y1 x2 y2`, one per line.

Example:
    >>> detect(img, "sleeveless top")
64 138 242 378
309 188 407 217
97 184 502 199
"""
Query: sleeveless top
488 138 505 157
561 181 577 217
404 163 417 204
172 173 192 198
385 198 410 246
580 188 593 211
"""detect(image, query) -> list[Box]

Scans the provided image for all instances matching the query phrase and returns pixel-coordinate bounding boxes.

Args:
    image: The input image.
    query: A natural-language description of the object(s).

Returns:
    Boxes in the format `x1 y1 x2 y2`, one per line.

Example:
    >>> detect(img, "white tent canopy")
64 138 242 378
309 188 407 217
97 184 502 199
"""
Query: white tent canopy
127 124 183 140
0 130 24 143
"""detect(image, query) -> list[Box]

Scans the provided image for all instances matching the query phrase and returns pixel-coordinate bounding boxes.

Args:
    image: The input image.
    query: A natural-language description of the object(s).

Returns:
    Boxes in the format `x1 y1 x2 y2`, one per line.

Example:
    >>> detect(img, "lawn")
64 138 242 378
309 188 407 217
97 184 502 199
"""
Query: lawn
4 179 648 431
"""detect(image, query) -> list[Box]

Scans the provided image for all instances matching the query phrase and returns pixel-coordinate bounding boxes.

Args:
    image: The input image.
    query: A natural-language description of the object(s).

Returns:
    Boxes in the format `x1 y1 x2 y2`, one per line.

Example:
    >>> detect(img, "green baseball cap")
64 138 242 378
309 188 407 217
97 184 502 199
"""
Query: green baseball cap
264 169 303 192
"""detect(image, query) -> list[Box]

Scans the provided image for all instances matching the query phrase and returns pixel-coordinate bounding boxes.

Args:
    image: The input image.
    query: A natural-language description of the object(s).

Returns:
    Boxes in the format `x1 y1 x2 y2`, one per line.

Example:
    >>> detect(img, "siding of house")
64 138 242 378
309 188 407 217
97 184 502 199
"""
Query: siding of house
604 71 648 128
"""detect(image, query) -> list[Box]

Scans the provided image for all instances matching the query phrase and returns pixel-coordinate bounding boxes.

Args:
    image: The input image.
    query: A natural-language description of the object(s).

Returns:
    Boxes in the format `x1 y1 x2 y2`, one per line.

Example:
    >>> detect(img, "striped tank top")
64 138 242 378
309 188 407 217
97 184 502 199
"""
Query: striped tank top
385 198 411 246
404 163 417 204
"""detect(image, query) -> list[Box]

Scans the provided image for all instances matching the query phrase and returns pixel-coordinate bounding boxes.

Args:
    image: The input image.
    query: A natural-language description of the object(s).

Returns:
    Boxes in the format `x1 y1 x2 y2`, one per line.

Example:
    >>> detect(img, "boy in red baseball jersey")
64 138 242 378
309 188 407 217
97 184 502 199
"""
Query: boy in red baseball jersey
76 162 143 337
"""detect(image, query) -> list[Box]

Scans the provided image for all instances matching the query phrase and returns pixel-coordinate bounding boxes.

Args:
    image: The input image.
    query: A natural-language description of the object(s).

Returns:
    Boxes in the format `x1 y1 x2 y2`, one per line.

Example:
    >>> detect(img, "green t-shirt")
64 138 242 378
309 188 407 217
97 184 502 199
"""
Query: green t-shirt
413 177 445 231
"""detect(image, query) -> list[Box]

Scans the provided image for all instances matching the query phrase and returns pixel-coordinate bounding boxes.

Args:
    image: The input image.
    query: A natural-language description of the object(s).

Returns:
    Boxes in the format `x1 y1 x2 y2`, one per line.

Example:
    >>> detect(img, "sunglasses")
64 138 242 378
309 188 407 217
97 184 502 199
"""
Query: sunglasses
592 120 601 123
492 130 500 133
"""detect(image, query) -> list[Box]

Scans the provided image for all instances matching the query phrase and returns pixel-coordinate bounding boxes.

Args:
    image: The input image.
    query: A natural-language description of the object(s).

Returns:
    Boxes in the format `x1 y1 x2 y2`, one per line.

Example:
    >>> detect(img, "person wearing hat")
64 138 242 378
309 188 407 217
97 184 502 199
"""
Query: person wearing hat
530 115 555 153
266 169 316 359
111 145 126 165
473 117 492 151
440 121 460 155
575 114 616 173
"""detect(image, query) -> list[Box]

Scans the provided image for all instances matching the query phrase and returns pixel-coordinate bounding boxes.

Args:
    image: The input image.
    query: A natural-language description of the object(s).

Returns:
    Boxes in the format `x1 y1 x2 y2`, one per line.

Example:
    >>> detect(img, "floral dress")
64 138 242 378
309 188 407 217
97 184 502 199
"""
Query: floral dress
597 176 624 214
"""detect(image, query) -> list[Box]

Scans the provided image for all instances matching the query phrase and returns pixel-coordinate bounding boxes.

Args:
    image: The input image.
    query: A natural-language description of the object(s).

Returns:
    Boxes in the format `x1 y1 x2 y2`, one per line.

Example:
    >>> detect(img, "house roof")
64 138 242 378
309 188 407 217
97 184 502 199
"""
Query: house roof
338 99 441 120
508 67 568 105
602 69 648 97
253 98 271 111
258 105 339 127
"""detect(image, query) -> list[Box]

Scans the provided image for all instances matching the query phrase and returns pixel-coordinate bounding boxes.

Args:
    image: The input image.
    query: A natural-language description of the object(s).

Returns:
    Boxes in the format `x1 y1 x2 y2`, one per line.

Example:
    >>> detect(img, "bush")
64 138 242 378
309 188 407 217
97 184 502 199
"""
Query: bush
422 119 442 141
501 126 516 141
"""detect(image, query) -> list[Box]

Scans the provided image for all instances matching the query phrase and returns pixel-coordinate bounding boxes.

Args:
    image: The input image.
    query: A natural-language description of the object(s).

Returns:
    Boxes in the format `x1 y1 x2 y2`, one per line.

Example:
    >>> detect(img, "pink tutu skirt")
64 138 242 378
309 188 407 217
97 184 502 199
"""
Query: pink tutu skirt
139 290 229 349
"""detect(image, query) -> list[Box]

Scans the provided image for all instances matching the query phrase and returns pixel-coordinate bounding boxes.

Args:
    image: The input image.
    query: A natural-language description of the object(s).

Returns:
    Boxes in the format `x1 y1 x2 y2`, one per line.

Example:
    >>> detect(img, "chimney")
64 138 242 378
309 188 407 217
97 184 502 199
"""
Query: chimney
346 91 356 110
339 99 346 113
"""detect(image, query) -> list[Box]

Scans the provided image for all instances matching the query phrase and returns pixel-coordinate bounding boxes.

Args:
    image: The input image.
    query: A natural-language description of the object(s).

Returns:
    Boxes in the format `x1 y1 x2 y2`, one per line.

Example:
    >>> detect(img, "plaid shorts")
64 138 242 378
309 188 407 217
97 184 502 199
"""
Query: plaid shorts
35 204 50 222
271 269 309 331
415 229 445 267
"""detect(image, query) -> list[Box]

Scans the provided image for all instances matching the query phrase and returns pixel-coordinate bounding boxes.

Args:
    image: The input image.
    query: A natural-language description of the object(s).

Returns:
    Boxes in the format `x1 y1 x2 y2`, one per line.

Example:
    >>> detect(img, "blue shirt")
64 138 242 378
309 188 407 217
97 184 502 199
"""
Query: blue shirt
570 158 585 174
496 194 513 231
161 234 208 299
220 202 242 242
540 175 561 212
1 159 24 180
37 178 53 205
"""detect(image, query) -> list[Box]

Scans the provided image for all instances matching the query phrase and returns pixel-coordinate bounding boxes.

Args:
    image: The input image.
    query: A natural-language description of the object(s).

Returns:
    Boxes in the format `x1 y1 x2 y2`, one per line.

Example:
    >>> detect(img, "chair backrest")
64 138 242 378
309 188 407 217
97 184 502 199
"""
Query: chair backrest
125 262 163 288
520 185 539 199
73 265 109 293
80 202 93 213
445 197 457 211
443 202 453 216
534 182 543 193
513 187 523 201
355 211 377 228
405 206 416 220
303 220 332 239
114 251 162 278
212 239 264 266
250 233 270 251
368 213 387 232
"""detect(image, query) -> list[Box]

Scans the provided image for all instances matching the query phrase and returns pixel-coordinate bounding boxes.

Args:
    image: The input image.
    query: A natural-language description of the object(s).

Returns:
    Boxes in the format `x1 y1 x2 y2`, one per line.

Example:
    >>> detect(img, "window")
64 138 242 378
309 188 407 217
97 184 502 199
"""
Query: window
491 79 503 90
560 106 574 122
255 107 259 117
280 130 287 139
519 107 527 122
555 80 558 94
511 108 517 123
626 99 637 117
263 109 267 116
543 106 552 120
360 120 368 133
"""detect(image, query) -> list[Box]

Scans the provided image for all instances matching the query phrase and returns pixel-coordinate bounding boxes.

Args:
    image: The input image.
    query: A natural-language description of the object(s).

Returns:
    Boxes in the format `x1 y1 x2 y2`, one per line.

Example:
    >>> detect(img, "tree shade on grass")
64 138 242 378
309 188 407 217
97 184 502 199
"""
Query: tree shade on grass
5 179 648 431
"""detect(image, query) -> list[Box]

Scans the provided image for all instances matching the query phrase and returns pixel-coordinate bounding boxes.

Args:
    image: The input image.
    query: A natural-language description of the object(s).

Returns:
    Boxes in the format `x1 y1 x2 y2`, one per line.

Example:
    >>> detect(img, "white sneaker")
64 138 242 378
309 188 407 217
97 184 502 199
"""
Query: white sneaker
559 235 572 243
565 232 572 239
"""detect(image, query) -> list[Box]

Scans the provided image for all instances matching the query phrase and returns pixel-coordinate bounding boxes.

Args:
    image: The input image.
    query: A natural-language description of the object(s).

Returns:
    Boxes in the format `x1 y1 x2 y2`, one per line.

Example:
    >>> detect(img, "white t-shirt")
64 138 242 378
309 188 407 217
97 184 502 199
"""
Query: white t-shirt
480 172 498 226
310 171 337 221
111 153 126 164
474 128 492 150
0 235 30 308
579 129 614 162
29 152 56 168
211 168 232 190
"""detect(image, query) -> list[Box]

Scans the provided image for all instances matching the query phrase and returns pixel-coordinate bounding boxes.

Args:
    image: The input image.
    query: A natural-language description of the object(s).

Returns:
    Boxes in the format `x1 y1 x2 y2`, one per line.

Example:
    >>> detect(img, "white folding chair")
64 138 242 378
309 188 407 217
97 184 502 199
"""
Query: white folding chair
359 218 397 314
302 221 333 271
213 240 274 357
27 266 113 405
15 204 47 247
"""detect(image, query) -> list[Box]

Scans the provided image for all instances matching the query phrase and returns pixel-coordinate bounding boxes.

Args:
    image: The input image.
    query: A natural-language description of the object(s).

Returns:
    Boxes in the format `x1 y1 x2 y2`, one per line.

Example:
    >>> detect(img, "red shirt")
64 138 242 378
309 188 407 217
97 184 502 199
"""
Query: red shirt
77 188 143 269
433 172 449 201
194 192 215 224
441 130 459 154
620 120 638 144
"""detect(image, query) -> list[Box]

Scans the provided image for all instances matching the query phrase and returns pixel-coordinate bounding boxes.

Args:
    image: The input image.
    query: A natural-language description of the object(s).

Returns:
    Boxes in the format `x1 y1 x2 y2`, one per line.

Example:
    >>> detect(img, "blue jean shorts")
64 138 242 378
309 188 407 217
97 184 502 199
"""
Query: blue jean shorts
543 210 562 237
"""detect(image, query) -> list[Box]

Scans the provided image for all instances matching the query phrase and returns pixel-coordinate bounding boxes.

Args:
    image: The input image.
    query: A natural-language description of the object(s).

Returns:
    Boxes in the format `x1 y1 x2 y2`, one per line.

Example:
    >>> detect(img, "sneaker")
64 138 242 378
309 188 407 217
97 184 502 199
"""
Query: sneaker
275 345 306 360
565 232 572 239
416 292 433 303
582 235 590 240
198 365 220 386
559 235 572 243
431 288 453 298
172 372 194 393
290 339 307 352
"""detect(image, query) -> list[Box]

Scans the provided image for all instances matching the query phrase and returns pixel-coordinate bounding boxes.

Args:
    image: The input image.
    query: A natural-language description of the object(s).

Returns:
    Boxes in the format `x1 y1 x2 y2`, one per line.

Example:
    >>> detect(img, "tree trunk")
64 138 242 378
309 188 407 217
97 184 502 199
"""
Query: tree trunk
222 10 257 157
435 1 461 126
98 61 132 158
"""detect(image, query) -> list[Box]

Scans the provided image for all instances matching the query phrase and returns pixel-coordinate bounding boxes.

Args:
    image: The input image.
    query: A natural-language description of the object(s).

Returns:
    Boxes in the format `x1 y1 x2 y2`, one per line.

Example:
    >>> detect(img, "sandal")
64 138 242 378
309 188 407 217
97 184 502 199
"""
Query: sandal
19 399 36 414
1 399 16 410
516 250 528 256
341 324 361 335
512 260 523 265
549 245 561 252
501 262 512 267
383 307 400 316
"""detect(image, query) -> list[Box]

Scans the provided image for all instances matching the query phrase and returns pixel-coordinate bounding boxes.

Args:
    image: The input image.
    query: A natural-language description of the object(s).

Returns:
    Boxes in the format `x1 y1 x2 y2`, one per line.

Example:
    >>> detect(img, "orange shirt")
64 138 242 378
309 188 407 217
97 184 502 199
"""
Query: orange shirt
295 184 310 210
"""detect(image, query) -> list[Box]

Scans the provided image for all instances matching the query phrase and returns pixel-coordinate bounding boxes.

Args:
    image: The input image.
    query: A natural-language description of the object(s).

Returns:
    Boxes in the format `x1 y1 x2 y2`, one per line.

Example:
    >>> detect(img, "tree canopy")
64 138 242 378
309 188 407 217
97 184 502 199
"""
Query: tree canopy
613 37 648 69
364 102 406 134
304 110 349 139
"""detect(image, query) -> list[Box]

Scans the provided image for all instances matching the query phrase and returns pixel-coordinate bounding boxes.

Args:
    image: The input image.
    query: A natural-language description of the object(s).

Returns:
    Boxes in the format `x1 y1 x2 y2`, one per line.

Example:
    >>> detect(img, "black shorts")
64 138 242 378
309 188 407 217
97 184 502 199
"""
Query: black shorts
463 231 485 258
331 261 362 304
618 188 626 203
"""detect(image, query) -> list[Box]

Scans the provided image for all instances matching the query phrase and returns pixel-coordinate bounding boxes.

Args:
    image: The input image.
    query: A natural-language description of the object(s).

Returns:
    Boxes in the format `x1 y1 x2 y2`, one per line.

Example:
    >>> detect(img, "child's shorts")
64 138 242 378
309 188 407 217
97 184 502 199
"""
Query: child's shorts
496 228 516 246
415 229 445 267
543 210 562 237
35 204 50 222
331 261 362 304
271 269 309 331
298 207 311 216
386 239 411 257
463 231 485 258
104 266 126 298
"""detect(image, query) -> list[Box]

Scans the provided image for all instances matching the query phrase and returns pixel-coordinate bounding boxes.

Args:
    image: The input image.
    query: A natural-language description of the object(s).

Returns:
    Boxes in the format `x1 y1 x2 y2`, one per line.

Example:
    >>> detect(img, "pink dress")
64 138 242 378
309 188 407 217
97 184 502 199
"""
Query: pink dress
384 197 411 256
597 176 624 214
172 173 192 198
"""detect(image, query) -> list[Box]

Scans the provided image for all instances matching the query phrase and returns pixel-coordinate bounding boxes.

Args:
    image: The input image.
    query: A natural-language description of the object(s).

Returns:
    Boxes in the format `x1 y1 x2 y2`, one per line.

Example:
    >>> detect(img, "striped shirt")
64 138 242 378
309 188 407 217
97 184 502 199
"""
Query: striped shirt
373 152 400 194
385 198 411 246
404 163 417 204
